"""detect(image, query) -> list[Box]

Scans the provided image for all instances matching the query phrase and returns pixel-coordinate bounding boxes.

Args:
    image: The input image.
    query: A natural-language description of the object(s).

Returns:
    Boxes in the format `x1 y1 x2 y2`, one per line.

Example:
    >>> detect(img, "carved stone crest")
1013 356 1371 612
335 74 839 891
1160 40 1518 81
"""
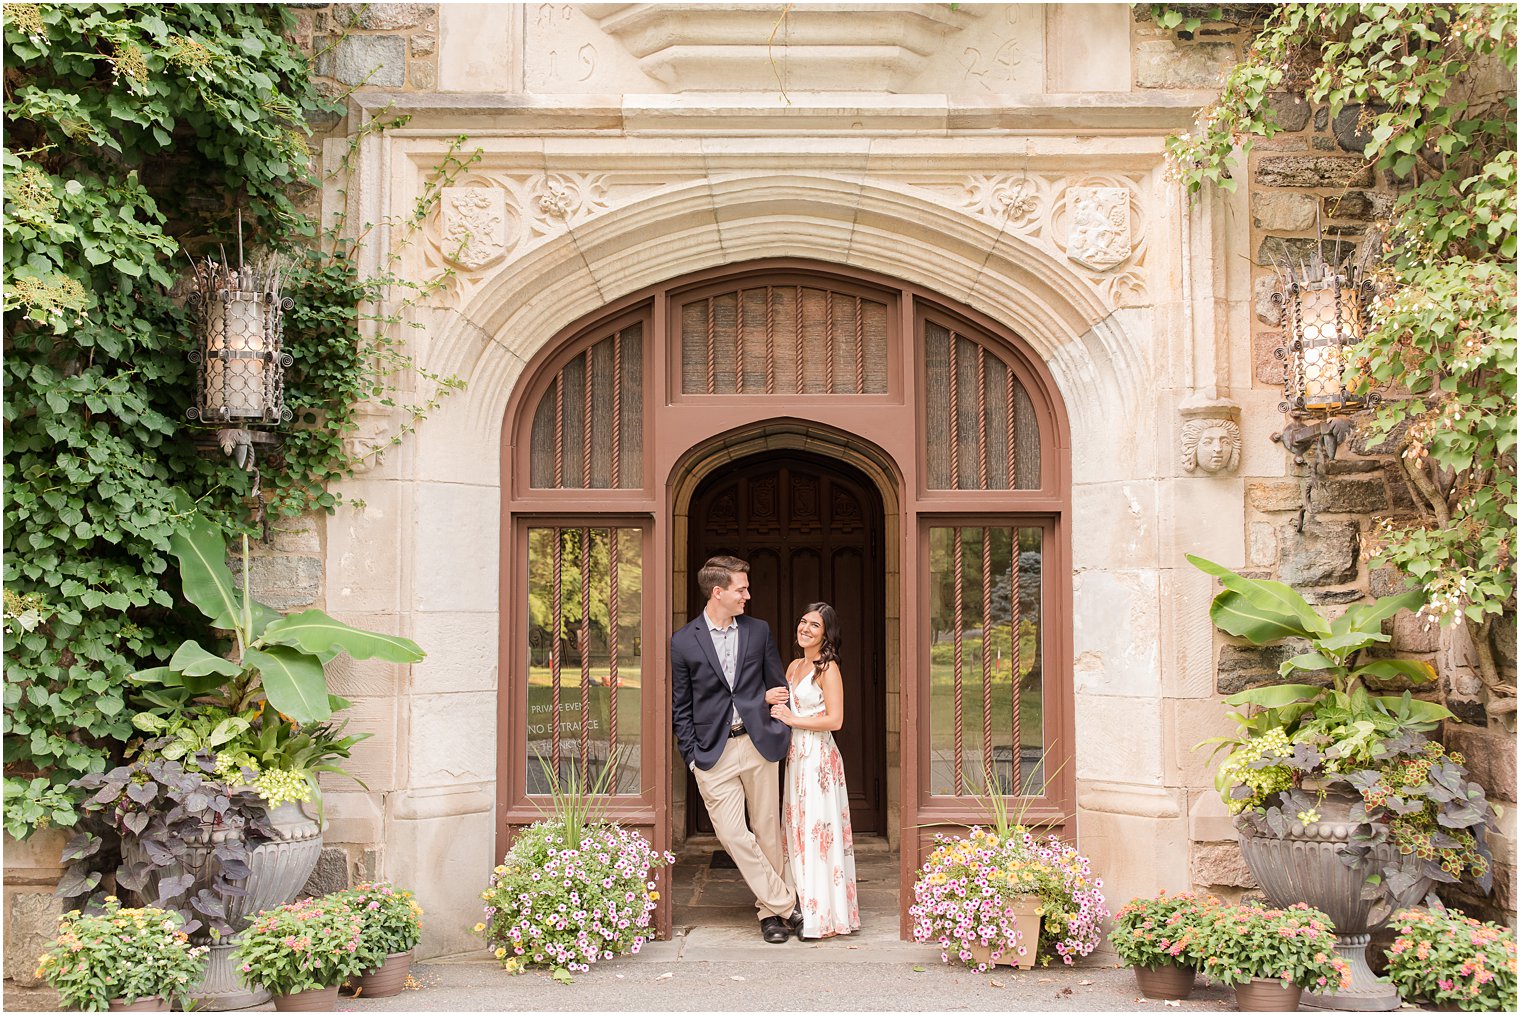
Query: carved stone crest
440 186 508 270
1065 186 1132 271
1181 417 1242 475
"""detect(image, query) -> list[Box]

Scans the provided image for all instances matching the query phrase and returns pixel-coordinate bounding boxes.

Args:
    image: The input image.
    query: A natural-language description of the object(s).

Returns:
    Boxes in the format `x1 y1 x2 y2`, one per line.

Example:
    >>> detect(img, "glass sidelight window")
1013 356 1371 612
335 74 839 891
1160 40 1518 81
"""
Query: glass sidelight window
926 524 1045 799
524 525 644 795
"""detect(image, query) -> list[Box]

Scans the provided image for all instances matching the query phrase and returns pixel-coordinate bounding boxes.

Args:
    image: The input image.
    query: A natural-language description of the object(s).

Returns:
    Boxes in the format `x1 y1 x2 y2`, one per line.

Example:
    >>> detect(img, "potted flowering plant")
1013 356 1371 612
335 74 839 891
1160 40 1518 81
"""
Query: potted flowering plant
909 825 1108 972
337 882 423 998
478 756 673 978
231 896 366 1011
1109 891 1220 999
910 826 1044 971
1384 907 1517 1012
1195 902 1351 1011
36 898 206 1012
1189 555 1498 1008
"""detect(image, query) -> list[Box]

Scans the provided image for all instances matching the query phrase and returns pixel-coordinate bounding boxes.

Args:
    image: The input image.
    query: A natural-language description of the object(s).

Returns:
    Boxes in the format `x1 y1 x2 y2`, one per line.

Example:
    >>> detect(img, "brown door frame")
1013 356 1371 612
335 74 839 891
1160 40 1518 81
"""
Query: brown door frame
501 258 1073 942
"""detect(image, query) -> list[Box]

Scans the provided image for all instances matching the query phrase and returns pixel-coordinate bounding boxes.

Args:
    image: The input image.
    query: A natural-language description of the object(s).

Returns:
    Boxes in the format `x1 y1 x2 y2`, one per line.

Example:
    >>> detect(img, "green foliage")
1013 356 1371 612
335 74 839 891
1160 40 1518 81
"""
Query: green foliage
1187 555 1447 733
479 821 672 976
3 5 467 836
131 512 423 723
1108 891 1220 970
1194 902 1350 990
1385 907 1517 1012
1160 4 1518 698
36 898 206 1010
232 896 367 995
333 882 423 967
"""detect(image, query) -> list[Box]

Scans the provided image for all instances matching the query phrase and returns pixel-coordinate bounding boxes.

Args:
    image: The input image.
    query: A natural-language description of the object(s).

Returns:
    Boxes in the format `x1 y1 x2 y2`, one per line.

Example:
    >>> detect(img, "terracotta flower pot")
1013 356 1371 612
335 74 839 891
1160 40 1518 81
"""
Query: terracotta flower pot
963 895 1043 970
1234 977 1303 1011
352 949 413 998
107 998 171 1013
272 984 340 1011
1133 961 1197 1000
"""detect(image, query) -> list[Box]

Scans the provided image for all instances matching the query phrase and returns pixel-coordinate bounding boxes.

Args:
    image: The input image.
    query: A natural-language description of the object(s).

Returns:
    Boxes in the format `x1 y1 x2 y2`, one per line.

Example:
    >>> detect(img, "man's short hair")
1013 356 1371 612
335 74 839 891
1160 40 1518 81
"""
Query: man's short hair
697 555 749 601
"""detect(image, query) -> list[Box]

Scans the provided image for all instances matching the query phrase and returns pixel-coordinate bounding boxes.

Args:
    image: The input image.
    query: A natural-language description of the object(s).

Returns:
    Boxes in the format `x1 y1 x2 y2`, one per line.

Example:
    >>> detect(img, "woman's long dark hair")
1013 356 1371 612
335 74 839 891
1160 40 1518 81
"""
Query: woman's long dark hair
799 601 842 673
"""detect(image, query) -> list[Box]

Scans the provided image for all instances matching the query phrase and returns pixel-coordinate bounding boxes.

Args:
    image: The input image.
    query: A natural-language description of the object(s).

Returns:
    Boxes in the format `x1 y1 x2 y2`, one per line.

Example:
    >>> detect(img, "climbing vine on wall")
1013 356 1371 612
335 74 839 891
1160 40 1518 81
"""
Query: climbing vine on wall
2 3 463 837
1157 3 1517 705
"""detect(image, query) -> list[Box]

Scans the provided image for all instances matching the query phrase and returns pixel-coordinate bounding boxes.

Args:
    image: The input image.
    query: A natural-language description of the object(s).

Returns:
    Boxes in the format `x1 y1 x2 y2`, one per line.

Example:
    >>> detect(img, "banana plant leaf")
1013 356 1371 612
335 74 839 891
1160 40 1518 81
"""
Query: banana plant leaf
259 610 425 663
167 516 281 636
245 646 330 723
1331 588 1425 637
1188 554 1330 639
1278 651 1337 677
169 640 243 679
1223 683 1327 708
1209 591 1312 644
1358 659 1438 684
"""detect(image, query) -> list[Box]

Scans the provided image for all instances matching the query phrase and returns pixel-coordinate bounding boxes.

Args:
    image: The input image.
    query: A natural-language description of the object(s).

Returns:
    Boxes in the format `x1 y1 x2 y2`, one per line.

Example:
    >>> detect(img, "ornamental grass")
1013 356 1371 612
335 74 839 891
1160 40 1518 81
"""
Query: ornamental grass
36 898 205 1011
1385 907 1517 1012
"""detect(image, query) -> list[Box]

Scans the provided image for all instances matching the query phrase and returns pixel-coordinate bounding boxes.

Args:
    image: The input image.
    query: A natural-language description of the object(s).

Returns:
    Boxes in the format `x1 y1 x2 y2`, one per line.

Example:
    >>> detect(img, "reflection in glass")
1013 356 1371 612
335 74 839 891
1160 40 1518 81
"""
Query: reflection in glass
525 527 643 795
927 525 1044 799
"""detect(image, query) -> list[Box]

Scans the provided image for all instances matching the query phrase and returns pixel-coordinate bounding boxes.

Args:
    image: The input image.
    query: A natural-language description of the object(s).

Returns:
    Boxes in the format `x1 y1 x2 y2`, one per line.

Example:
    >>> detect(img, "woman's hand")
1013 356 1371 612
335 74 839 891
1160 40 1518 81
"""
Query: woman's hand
770 703 795 726
764 686 790 705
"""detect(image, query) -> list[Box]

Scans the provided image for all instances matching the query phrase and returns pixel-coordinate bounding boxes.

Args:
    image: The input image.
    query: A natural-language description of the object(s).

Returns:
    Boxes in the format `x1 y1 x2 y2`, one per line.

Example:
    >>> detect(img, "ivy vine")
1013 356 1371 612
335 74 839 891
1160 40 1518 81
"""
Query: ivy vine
1157 3 1517 705
2 3 464 837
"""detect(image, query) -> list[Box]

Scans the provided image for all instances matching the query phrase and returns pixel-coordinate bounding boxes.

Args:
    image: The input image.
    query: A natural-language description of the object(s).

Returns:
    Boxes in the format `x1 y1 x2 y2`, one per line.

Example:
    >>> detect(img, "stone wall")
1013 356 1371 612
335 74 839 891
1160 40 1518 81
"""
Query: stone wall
1187 82 1519 923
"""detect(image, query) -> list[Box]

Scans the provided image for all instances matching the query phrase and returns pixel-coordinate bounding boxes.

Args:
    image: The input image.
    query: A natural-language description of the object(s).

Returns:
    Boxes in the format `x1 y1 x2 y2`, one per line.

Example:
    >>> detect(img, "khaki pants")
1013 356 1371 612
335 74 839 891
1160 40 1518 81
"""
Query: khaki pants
692 733 796 920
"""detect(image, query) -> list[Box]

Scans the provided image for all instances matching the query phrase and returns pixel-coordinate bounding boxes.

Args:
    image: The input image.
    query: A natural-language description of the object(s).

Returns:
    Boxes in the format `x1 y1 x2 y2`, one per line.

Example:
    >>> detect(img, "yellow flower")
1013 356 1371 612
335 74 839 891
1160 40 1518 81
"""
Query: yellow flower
648 891 660 901
474 922 486 933
494 864 507 874
494 946 507 959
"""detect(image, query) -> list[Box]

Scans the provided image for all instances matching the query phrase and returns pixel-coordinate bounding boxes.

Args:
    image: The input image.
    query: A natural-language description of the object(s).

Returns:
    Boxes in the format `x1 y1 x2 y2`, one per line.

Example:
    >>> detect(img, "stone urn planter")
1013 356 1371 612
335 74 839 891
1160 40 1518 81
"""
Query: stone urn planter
1238 788 1427 1012
126 800 322 1011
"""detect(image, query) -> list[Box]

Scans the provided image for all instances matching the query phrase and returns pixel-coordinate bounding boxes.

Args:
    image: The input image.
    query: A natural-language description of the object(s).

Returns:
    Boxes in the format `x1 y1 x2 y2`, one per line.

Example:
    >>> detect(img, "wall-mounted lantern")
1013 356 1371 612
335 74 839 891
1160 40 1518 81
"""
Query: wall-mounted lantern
1270 253 1378 466
186 253 293 472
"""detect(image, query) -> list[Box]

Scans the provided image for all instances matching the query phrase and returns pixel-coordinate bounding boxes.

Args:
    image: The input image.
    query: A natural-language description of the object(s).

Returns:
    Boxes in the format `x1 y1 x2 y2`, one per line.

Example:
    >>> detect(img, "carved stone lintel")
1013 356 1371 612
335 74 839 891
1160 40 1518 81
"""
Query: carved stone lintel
1065 185 1132 271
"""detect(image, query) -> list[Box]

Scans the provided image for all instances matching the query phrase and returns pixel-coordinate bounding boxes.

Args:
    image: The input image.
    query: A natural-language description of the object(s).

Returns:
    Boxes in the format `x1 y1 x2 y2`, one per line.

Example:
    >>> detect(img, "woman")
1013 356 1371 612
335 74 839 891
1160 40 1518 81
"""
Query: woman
765 602 860 939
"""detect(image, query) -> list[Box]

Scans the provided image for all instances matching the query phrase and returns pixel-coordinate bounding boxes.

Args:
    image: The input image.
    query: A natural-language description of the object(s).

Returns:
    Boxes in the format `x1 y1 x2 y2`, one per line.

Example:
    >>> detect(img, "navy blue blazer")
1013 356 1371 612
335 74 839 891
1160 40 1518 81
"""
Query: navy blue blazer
671 612 788 769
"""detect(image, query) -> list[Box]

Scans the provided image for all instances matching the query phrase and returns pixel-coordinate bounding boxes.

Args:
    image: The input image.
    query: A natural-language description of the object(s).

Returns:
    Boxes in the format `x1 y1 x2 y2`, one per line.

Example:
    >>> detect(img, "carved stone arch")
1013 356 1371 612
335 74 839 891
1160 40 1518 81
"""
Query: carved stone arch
426 174 1143 449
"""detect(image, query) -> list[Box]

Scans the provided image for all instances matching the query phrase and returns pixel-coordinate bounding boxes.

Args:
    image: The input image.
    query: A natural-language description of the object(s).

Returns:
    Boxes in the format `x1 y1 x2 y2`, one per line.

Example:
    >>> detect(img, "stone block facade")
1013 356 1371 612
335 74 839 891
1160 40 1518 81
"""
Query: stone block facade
6 8 1511 984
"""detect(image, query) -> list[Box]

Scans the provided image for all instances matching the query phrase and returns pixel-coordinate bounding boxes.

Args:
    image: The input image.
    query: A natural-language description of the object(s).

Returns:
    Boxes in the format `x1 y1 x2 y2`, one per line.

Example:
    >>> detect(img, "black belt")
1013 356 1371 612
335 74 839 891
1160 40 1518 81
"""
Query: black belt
729 721 747 738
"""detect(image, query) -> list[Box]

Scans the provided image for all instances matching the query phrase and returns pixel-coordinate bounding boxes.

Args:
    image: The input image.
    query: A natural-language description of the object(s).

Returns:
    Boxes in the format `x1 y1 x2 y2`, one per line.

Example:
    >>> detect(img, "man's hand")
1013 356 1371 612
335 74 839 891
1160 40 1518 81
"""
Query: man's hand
764 685 789 706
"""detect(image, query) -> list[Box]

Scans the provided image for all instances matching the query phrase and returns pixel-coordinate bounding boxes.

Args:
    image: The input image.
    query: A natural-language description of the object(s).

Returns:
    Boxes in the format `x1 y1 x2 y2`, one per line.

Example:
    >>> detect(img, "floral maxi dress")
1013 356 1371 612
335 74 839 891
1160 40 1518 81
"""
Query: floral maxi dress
782 666 860 938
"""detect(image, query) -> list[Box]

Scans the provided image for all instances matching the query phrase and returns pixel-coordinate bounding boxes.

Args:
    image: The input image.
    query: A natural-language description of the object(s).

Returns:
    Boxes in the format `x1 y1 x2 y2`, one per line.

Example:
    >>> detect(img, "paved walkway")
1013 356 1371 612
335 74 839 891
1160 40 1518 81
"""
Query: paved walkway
0 844 1423 1011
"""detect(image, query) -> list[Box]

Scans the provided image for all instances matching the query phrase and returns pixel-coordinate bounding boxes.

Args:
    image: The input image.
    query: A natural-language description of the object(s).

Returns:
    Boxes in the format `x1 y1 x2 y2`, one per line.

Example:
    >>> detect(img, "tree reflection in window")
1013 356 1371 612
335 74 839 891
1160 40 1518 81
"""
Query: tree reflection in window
525 526 643 795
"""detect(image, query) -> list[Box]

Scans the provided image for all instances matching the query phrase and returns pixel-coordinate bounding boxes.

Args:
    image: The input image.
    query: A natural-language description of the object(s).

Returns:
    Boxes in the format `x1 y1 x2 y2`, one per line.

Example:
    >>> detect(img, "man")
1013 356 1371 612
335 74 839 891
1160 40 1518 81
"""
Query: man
671 555 801 944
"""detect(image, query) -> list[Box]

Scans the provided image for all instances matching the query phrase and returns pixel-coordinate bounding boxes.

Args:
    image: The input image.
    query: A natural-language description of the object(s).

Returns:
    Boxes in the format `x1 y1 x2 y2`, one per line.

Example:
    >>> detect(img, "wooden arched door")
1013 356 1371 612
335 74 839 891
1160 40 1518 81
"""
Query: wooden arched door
686 451 887 836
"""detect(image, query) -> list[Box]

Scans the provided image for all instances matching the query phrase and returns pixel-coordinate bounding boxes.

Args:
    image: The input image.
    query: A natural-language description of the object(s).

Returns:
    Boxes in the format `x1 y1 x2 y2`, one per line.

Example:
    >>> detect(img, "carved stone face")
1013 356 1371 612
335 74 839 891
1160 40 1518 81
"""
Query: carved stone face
1197 425 1231 473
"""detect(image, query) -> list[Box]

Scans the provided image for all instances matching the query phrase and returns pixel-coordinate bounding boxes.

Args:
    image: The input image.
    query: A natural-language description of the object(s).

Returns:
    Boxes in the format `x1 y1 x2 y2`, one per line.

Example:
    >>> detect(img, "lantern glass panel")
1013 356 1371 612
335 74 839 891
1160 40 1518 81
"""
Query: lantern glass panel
206 292 269 419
